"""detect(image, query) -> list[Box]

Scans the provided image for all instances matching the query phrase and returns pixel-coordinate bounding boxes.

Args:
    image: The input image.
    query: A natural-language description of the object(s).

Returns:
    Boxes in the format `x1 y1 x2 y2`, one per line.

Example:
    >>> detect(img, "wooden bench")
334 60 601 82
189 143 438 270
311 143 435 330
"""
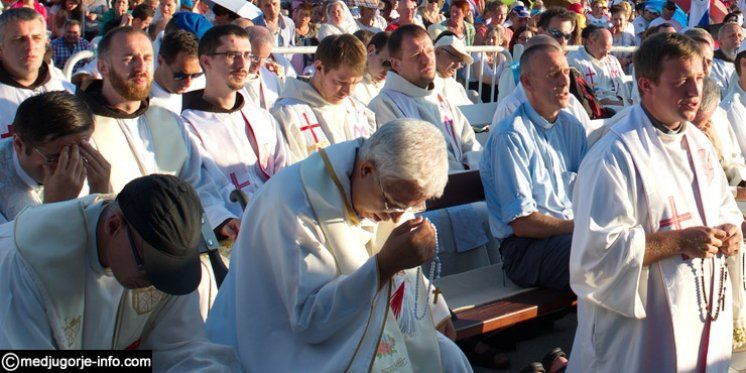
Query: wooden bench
426 170 577 341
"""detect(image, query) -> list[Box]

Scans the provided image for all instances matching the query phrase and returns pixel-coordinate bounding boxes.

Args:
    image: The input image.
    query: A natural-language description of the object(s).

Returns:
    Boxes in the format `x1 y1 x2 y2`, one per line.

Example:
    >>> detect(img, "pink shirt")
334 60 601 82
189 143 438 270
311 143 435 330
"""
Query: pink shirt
10 1 48 19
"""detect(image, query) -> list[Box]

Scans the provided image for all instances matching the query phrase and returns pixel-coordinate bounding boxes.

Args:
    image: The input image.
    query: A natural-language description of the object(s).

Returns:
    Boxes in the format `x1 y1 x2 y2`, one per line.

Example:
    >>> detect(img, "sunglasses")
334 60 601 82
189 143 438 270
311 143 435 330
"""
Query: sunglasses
172 72 204 81
547 27 572 41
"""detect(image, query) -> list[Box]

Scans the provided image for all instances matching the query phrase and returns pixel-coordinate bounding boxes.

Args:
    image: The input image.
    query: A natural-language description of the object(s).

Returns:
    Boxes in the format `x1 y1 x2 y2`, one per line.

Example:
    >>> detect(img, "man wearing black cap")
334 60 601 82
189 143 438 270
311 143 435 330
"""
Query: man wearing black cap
0 174 238 370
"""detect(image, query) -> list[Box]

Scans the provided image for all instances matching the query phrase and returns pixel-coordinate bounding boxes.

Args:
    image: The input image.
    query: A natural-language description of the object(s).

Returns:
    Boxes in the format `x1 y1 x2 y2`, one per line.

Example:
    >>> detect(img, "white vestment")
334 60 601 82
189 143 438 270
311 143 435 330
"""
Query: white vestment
244 66 283 110
569 105 744 373
0 196 239 371
271 77 377 163
712 54 736 97
205 140 471 372
709 106 746 187
437 75 474 106
369 71 482 171
721 82 746 159
181 90 288 217
491 83 602 144
0 63 74 138
567 47 629 104
352 73 385 106
149 80 183 115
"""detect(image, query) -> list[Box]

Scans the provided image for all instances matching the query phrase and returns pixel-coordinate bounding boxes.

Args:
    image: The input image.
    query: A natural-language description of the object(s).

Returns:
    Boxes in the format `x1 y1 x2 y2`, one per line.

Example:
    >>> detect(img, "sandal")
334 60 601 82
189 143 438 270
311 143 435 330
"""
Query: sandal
518 362 546 373
465 340 510 370
541 347 568 373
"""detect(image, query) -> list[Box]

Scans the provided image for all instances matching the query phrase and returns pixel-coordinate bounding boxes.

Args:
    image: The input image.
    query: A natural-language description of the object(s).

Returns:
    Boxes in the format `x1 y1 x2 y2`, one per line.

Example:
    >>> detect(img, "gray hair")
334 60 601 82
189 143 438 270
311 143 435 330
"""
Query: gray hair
359 119 449 199
246 25 276 48
0 8 46 41
700 77 721 112
684 27 714 47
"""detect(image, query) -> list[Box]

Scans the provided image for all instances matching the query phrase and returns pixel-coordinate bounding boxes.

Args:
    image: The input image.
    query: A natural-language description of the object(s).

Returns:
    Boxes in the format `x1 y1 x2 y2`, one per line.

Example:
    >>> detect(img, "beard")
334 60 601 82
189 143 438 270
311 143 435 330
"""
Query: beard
108 68 152 101
227 69 248 91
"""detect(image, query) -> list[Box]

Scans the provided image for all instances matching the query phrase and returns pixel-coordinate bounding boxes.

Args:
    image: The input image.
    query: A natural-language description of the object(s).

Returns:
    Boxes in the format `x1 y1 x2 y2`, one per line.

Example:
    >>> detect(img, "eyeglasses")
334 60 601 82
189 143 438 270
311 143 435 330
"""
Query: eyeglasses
125 223 145 272
547 27 572 41
375 171 426 214
172 71 204 81
208 51 254 63
32 145 60 165
440 47 465 66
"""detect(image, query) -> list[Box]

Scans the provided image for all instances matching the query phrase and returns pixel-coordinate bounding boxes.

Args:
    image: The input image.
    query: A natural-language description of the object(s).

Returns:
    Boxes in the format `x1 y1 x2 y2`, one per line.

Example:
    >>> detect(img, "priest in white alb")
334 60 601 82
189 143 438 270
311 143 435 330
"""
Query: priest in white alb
243 26 284 110
352 31 390 105
0 8 75 139
272 34 376 163
150 30 203 115
369 25 481 171
205 120 472 372
182 25 287 217
569 33 745 373
721 50 746 158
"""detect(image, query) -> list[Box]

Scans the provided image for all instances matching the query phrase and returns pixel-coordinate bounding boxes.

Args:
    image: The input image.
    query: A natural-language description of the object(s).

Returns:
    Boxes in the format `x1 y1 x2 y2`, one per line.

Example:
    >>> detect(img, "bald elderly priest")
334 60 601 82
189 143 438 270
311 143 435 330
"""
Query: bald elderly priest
0 175 239 371
206 120 472 372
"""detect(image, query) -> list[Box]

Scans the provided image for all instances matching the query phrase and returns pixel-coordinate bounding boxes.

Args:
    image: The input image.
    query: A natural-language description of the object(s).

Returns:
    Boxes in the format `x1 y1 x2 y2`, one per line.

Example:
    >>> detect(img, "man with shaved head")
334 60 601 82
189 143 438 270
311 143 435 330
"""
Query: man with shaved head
243 25 284 109
480 41 588 292
567 25 629 108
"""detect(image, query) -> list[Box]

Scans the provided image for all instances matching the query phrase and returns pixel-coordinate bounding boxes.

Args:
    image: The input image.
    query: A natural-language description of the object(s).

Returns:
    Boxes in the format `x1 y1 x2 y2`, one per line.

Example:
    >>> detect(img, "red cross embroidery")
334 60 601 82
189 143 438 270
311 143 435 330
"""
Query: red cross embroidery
230 172 251 190
660 196 693 231
1 124 14 139
698 149 714 183
585 68 596 85
300 113 322 143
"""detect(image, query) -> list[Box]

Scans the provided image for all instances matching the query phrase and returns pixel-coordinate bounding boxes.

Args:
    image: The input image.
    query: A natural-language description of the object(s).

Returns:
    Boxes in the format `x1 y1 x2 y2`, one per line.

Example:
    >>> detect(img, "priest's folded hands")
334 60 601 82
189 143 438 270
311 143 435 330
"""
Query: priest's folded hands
675 224 740 258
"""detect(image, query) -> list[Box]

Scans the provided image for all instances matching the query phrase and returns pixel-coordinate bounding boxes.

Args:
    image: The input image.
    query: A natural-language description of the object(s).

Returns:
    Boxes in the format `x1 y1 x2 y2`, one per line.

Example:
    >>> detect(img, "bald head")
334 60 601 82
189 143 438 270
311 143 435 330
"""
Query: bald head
587 27 613 59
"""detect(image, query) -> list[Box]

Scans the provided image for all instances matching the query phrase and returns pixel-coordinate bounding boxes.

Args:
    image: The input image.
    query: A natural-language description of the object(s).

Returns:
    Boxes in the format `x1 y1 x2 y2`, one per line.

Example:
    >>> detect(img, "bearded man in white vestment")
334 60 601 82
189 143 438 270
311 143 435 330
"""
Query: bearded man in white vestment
0 8 75 139
711 22 743 96
272 34 377 163
569 33 745 373
150 30 203 115
0 92 111 222
243 26 284 110
369 25 481 171
182 24 288 217
0 175 240 371
205 120 472 372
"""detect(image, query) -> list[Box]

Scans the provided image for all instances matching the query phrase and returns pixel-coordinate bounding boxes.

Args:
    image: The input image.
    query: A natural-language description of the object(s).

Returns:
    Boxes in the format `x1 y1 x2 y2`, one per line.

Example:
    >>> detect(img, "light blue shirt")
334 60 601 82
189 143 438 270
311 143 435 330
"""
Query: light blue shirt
479 102 588 241
252 14 296 47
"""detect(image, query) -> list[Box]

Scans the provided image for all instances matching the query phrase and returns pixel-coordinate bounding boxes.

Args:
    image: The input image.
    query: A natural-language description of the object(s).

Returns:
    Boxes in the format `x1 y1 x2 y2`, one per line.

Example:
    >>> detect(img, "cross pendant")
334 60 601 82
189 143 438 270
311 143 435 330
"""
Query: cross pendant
433 287 441 304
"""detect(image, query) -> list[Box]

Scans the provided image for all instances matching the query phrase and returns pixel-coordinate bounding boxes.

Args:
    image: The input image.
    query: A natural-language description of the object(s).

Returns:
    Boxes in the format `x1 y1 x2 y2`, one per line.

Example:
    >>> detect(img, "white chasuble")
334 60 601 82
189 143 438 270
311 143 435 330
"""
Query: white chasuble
569 105 744 373
244 67 283 110
272 77 377 163
181 90 288 216
567 47 629 104
369 71 482 171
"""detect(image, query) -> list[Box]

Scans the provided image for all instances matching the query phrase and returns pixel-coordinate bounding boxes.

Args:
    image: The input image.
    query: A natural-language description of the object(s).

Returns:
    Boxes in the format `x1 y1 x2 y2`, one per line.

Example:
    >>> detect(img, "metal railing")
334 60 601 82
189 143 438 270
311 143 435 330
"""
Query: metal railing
63 45 639 103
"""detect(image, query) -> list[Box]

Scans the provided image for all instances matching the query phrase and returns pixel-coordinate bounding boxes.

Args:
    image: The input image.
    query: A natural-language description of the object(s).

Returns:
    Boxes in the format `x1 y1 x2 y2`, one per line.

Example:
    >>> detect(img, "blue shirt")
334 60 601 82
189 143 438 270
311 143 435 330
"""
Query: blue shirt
479 102 588 241
252 14 296 47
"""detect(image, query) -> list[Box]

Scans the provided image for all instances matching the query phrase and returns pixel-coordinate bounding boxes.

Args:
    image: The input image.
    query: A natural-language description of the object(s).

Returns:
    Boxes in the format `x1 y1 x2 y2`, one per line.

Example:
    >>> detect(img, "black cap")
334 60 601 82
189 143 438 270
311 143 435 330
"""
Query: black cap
117 174 203 296
663 1 676 10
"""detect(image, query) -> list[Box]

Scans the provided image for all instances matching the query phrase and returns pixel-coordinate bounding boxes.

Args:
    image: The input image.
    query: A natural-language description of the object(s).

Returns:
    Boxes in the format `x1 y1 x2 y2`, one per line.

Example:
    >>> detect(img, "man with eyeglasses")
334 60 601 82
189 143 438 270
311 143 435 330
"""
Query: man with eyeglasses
370 25 481 171
481 42 588 292
181 24 288 216
151 30 203 114
272 34 376 164
433 32 474 106
206 119 470 372
0 174 240 369
0 8 75 140
243 26 284 110
352 31 390 105
567 25 629 108
0 91 110 223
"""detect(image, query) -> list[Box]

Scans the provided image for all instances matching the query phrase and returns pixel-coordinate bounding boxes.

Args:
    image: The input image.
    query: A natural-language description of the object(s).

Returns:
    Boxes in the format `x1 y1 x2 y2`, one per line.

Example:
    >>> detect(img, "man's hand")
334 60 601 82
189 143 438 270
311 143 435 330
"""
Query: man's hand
677 226 726 259
215 218 241 241
376 217 436 286
80 141 111 194
436 317 457 341
716 223 742 257
43 145 86 203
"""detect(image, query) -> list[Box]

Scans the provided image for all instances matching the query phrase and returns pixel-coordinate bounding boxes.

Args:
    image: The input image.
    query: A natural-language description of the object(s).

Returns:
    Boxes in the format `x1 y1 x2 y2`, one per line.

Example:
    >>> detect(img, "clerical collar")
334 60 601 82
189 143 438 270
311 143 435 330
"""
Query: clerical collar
76 80 149 119
714 49 735 63
641 103 682 134
0 62 50 90
182 89 245 113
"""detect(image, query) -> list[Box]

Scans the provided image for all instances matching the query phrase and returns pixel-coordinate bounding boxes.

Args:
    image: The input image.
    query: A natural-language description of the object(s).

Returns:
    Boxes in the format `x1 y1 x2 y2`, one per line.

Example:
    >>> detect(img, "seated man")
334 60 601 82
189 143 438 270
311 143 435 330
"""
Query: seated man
723 50 746 161
712 21 743 96
480 43 588 290
0 91 110 222
369 24 481 171
272 34 376 163
181 25 288 216
646 0 682 31
352 31 390 105
567 25 628 108
0 8 75 138
0 175 239 370
244 26 284 110
206 119 470 372
434 32 475 106
150 30 203 114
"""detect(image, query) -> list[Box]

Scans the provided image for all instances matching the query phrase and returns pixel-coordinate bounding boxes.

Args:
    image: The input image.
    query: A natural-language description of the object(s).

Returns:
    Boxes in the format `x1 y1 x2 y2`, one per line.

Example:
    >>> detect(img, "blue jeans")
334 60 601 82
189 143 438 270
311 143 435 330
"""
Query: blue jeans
499 234 572 291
